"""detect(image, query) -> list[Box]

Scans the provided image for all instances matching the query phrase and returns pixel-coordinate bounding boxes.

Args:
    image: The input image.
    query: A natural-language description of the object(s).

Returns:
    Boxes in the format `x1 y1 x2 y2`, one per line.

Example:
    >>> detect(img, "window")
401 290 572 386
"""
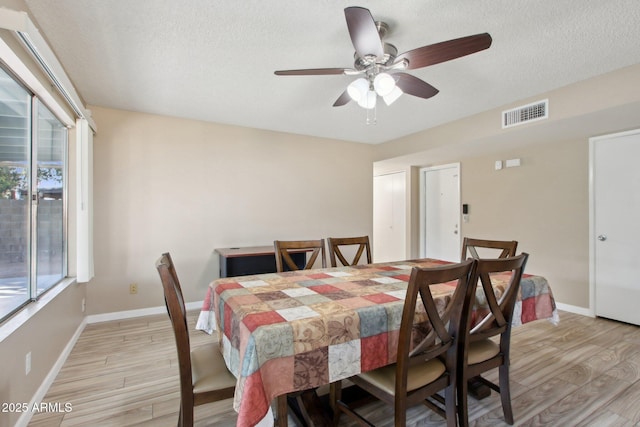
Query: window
0 66 67 321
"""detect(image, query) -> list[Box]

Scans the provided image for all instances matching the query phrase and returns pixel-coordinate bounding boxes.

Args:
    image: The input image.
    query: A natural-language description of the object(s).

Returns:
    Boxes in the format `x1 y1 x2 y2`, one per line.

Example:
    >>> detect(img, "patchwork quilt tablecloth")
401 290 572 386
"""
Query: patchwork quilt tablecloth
196 258 558 427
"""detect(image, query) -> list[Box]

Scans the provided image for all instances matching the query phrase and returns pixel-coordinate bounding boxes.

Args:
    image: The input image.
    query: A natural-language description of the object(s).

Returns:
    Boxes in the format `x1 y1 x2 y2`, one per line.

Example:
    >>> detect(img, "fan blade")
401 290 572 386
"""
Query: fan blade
274 68 349 76
394 73 439 99
333 90 351 107
344 7 384 59
396 33 492 70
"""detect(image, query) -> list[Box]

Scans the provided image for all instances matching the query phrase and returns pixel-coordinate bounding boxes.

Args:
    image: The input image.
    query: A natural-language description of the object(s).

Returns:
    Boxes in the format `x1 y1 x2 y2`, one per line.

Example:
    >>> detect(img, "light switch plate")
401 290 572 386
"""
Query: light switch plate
506 158 521 168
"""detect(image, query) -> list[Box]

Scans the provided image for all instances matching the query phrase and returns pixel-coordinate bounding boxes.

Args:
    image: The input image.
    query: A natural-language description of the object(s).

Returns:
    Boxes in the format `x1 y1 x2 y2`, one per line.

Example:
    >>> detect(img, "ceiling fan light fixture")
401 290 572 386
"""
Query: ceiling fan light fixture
275 7 493 121
373 72 395 96
357 90 377 109
383 86 403 106
347 78 369 102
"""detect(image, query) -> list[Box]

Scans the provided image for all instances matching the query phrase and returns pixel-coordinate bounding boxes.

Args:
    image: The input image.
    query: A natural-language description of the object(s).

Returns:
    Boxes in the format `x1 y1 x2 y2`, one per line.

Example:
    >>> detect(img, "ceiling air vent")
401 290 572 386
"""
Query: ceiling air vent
502 99 548 129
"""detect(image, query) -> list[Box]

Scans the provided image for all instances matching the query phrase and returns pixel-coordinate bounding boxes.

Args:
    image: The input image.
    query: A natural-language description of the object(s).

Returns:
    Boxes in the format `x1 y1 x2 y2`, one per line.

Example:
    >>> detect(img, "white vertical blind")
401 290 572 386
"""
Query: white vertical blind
76 118 93 282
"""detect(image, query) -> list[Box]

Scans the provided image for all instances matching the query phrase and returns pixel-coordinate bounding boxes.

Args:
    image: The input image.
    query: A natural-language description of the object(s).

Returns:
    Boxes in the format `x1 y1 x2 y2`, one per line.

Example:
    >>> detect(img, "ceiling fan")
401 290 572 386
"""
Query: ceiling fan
274 6 492 112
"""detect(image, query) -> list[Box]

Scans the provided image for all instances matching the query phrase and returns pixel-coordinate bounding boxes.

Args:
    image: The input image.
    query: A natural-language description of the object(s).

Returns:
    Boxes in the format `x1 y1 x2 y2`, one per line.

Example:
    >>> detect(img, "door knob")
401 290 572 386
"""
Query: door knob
597 235 607 241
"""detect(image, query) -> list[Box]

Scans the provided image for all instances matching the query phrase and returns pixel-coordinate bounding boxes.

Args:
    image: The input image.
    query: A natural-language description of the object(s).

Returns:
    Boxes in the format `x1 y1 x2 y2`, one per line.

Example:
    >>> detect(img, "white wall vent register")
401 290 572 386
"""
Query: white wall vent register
502 99 548 128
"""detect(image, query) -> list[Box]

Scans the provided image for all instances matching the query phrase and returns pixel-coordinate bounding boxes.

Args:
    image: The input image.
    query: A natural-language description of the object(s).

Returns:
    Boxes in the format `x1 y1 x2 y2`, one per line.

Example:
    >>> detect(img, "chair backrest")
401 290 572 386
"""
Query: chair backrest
461 238 518 261
466 253 529 344
274 239 326 272
155 253 195 412
327 236 372 267
395 259 477 394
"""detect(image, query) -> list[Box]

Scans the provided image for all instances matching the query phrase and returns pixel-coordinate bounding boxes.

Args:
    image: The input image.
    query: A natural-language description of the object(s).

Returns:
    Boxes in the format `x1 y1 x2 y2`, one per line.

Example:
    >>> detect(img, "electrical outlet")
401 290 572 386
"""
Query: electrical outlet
129 283 138 294
26 352 31 375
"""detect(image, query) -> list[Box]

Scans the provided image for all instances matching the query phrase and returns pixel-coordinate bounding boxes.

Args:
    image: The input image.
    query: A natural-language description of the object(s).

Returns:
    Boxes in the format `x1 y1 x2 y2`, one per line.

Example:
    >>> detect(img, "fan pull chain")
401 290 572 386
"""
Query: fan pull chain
366 103 377 125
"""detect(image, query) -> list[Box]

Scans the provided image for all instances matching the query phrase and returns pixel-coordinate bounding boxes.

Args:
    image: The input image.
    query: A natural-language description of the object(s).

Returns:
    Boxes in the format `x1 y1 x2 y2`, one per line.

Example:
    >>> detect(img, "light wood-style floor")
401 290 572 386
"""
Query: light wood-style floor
29 310 640 427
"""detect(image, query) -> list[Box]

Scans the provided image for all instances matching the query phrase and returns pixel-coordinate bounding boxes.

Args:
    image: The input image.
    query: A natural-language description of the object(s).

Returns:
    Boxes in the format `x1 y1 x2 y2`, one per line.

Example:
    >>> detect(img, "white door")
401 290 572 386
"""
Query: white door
420 164 460 262
592 129 640 325
373 172 406 262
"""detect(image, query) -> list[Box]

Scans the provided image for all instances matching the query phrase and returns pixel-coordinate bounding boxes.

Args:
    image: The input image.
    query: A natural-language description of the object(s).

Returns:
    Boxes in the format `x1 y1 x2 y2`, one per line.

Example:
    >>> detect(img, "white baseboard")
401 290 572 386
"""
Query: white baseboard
86 301 202 324
555 302 594 317
15 317 88 427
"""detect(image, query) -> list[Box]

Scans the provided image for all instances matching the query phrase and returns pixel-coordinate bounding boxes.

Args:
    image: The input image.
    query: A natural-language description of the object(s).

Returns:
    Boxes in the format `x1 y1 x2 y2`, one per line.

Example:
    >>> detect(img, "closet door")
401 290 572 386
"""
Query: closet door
373 171 406 262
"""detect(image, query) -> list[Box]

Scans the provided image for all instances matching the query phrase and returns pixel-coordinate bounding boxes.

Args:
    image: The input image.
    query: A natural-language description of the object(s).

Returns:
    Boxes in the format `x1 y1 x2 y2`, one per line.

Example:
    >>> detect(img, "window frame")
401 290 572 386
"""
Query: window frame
0 64 68 322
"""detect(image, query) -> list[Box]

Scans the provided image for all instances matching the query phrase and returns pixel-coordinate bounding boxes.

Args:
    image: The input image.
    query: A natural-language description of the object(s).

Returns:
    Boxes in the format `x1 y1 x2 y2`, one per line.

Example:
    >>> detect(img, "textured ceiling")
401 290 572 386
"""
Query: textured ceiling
22 0 640 144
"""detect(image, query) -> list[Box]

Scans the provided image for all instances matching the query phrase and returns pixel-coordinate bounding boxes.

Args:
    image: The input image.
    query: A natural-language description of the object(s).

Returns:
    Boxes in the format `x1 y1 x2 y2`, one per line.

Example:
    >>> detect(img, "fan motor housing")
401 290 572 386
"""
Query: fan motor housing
353 21 396 70
354 42 397 70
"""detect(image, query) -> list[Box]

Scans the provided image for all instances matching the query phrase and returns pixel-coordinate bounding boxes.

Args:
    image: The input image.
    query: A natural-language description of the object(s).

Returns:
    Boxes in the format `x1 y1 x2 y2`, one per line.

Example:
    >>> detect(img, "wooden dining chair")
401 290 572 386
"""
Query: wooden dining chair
457 253 529 427
327 236 372 267
156 253 236 427
461 237 518 260
330 259 477 427
274 239 326 272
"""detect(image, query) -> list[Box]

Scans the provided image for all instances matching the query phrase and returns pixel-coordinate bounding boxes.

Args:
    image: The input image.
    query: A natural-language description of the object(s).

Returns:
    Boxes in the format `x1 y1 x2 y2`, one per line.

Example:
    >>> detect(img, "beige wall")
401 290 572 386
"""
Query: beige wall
0 282 85 427
374 64 640 163
458 138 589 307
373 64 640 310
88 106 375 314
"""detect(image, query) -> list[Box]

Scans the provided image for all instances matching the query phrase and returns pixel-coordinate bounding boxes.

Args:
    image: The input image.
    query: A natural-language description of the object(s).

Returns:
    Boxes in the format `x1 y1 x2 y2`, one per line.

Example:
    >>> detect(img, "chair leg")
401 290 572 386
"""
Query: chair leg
329 381 342 426
457 376 469 427
295 389 333 426
178 404 194 427
276 395 288 427
498 364 514 425
394 398 407 427
445 384 457 427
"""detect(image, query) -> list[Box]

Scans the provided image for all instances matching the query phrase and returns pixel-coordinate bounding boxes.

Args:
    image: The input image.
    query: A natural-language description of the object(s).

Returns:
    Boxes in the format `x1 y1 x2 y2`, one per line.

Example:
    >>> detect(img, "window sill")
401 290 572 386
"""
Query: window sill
0 277 77 343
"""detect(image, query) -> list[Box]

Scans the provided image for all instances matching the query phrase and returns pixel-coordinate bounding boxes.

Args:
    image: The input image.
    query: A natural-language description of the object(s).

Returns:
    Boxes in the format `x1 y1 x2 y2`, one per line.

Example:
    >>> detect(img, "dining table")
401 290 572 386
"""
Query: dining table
196 258 559 427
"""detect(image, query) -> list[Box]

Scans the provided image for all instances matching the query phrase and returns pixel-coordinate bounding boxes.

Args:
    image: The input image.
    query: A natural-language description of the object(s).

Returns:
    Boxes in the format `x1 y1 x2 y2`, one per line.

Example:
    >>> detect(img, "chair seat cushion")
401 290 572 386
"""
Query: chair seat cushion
191 342 237 394
468 339 500 365
356 358 446 396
